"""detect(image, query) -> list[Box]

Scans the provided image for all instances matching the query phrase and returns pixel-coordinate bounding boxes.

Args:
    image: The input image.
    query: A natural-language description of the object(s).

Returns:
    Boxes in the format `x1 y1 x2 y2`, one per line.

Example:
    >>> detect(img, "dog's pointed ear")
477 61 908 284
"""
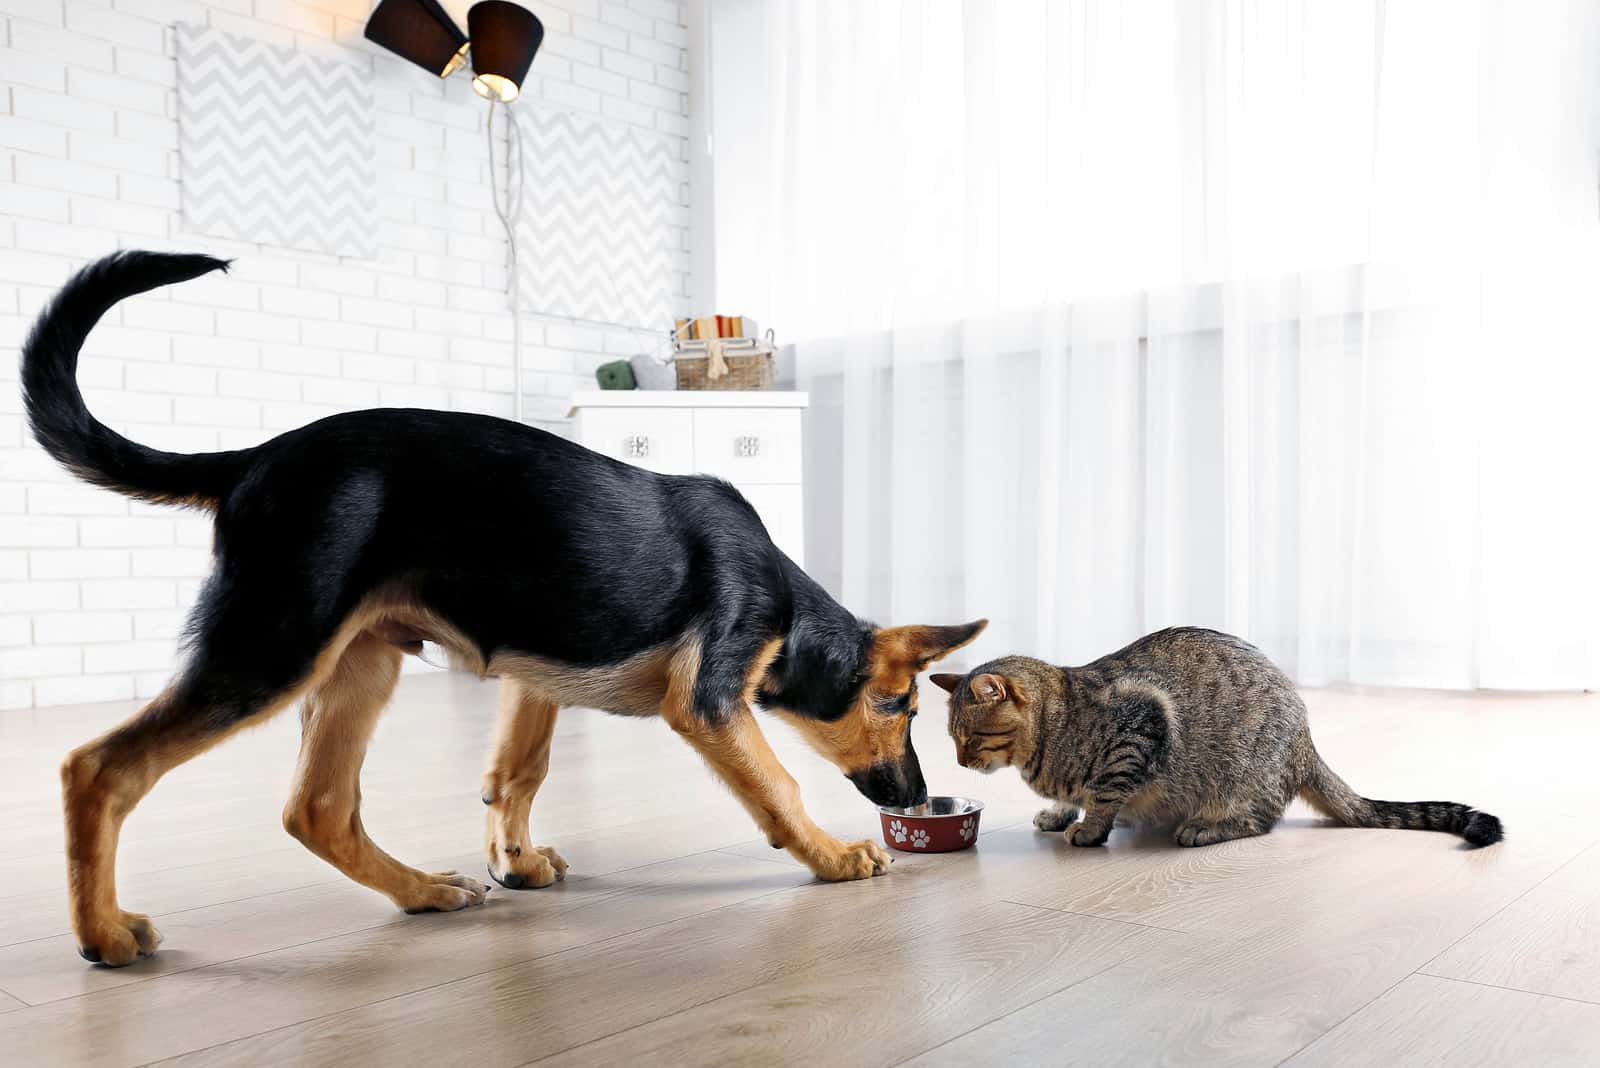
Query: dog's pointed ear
929 672 963 694
971 673 1008 703
879 619 988 670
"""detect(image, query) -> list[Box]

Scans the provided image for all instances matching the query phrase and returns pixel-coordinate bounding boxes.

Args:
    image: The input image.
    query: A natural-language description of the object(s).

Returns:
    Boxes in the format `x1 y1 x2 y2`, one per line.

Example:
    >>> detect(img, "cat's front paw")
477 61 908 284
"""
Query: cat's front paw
1068 823 1111 848
1034 804 1080 833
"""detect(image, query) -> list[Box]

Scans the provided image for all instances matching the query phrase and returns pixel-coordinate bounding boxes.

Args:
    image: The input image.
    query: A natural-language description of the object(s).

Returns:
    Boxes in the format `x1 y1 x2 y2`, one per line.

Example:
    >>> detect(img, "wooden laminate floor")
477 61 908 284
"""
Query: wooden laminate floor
1 675 1597 1066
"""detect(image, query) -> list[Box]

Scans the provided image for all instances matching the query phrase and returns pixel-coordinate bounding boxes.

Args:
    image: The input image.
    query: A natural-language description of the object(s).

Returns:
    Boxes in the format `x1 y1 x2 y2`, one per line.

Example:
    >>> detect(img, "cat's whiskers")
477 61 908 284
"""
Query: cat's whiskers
955 730 1016 771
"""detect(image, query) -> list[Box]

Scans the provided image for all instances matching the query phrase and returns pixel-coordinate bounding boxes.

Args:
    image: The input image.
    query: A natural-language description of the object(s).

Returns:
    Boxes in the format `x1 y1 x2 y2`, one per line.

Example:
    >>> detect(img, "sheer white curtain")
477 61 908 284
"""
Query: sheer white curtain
711 0 1600 689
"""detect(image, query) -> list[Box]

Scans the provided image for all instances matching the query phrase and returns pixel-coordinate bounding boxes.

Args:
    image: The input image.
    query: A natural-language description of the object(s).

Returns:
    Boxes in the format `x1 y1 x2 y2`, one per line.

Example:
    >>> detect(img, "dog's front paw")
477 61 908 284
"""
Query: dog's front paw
1034 804 1080 832
400 871 492 913
810 837 892 881
78 910 161 967
488 843 567 890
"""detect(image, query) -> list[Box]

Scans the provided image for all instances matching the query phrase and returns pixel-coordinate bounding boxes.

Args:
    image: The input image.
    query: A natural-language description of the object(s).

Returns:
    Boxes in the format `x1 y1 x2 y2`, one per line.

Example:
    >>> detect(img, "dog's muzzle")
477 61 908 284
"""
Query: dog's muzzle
847 748 928 809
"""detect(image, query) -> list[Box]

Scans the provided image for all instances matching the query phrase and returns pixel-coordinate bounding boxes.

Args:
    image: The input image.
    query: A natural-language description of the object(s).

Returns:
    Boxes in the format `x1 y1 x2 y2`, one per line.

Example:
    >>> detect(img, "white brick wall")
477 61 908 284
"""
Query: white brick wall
0 0 691 709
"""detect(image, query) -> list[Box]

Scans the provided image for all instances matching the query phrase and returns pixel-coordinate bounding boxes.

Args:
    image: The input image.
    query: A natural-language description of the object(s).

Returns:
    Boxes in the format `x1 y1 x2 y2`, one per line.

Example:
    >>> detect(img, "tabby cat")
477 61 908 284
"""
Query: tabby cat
932 627 1503 848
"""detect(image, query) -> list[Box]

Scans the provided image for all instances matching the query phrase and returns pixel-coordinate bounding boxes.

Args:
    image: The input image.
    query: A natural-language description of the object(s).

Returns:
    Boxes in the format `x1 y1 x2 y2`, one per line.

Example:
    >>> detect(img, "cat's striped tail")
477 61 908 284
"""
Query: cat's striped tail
1299 747 1503 847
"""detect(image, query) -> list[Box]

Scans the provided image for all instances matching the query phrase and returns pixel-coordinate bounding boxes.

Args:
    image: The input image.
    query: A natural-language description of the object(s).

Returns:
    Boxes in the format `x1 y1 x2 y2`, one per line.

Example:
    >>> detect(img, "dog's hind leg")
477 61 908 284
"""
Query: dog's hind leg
481 680 567 889
61 631 335 966
283 632 489 912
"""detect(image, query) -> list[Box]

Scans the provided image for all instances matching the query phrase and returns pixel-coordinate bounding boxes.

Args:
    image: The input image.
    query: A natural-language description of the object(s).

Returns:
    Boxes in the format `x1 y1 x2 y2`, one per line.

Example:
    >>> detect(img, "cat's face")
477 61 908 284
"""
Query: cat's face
932 670 1030 774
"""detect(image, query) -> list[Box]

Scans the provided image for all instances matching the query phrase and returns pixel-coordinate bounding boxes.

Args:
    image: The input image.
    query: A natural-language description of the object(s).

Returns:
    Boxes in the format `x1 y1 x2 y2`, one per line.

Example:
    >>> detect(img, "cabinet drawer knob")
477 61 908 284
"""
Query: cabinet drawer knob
736 435 761 458
624 434 651 458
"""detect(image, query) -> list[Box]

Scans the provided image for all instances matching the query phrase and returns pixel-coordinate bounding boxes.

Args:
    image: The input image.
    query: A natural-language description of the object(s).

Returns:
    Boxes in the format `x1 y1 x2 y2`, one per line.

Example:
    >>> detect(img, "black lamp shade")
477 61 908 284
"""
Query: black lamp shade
365 0 469 78
468 1 544 103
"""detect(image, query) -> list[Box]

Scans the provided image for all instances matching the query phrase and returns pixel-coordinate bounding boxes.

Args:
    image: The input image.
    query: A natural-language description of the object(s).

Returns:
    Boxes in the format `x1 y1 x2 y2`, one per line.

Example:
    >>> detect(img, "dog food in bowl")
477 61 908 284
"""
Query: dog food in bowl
878 795 984 853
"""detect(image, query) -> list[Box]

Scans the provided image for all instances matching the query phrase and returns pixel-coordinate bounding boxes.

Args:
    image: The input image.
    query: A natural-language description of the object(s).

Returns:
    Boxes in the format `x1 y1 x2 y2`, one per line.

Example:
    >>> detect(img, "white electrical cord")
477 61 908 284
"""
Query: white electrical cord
487 99 684 395
486 97 525 422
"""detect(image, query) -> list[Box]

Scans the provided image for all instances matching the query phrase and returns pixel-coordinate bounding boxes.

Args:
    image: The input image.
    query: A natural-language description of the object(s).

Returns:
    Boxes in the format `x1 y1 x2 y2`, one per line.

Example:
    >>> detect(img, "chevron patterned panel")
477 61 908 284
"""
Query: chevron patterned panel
514 108 682 329
176 25 377 259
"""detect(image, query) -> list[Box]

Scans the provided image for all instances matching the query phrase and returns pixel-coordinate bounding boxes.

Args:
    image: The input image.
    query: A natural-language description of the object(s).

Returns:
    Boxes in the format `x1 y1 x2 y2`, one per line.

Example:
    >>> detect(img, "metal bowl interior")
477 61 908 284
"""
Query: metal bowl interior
878 795 984 819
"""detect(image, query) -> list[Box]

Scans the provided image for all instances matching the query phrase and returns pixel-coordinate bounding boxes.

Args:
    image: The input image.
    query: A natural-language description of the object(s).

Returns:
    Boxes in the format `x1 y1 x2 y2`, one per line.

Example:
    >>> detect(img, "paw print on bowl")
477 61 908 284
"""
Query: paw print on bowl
877 796 984 853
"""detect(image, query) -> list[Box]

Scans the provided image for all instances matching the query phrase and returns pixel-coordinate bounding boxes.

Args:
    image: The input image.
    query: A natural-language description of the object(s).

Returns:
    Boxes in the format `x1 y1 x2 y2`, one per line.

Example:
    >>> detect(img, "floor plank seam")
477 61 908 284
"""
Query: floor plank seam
1268 969 1415 1068
998 898 1193 936
523 905 1146 1067
0 834 428 879
0 800 758 915
130 877 816 1068
17 907 477 1010
711 845 802 869
7 841 777 996
517 975 782 1065
18 874 634 1011
1414 838 1598 976
0 877 341 952
1267 839 1600 1068
885 957 1131 1068
593 840 790 879
1413 970 1600 1008
0 843 645 951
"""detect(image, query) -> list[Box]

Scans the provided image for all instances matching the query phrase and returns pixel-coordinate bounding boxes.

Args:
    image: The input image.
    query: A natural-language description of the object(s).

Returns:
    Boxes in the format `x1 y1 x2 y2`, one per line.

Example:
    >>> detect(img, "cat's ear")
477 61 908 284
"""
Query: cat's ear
971 673 1008 703
878 619 988 670
929 672 963 694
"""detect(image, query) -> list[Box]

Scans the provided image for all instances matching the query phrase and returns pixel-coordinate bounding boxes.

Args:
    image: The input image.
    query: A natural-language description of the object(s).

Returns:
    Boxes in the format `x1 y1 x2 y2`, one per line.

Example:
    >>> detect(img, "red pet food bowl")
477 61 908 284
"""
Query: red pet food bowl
878 796 984 853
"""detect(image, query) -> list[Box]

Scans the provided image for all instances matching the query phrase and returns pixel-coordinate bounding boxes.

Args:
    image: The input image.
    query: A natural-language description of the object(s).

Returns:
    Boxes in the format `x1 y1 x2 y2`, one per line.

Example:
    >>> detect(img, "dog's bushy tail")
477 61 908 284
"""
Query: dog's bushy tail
22 251 251 509
1299 746 1503 847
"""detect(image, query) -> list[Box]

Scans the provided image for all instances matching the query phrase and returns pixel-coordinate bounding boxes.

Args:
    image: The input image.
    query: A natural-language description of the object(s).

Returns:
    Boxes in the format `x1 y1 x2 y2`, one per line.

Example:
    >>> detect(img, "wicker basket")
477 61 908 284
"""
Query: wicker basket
674 349 774 390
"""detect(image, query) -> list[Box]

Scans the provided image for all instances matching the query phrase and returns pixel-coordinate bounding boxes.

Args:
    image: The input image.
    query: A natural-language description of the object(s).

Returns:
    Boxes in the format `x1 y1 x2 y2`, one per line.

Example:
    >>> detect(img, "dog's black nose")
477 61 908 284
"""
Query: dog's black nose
849 761 924 808
491 869 527 890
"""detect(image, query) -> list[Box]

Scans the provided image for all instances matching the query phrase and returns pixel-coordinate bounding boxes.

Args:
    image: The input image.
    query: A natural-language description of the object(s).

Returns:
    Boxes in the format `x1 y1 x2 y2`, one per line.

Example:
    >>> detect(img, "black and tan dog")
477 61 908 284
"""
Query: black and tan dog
21 252 985 967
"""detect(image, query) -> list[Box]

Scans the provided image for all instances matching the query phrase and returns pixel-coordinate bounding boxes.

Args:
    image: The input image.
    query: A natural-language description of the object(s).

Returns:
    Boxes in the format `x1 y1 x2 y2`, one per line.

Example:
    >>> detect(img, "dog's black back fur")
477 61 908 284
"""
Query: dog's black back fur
22 252 870 733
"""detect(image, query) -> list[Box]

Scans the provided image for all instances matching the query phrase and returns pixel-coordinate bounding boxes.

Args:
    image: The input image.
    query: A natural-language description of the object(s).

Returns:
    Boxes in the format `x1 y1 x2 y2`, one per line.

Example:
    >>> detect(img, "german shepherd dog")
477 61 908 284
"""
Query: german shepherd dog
21 252 986 966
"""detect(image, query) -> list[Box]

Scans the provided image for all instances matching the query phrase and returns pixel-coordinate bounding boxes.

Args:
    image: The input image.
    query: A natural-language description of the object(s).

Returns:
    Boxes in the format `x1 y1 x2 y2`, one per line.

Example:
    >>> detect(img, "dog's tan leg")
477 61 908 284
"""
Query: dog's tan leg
283 633 489 912
481 680 567 889
661 641 891 881
61 693 292 966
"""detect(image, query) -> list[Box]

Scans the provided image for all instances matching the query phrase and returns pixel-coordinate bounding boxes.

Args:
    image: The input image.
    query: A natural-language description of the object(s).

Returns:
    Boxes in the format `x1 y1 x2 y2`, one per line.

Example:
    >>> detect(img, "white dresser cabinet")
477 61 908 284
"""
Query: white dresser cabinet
568 391 808 566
